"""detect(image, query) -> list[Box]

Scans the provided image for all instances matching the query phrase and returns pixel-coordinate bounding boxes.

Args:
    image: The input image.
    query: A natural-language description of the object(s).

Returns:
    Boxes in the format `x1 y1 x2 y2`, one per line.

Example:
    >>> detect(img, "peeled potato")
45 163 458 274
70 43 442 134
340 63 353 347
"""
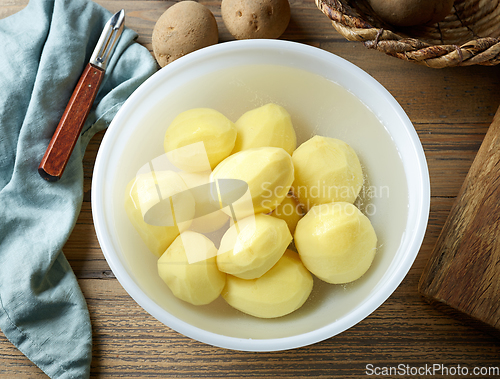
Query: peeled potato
217 214 292 279
232 103 296 155
292 135 363 210
124 171 195 257
270 193 304 235
164 108 237 171
158 231 226 305
188 210 230 234
222 250 313 318
211 147 294 218
178 171 230 234
295 202 377 284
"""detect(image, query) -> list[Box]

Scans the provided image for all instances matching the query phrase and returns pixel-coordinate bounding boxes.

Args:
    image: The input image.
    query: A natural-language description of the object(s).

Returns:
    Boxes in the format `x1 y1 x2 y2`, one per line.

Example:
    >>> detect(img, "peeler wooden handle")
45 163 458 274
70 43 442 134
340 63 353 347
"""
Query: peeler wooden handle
38 63 105 182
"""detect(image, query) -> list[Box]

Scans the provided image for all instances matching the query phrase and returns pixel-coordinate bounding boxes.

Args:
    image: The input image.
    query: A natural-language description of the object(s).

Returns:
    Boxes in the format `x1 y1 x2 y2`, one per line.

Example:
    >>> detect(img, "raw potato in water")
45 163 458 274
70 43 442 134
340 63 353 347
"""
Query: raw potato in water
211 146 294 218
292 135 363 210
232 103 296 155
222 250 313 318
178 171 230 234
124 171 195 257
270 193 304 235
164 108 237 171
158 231 226 305
217 214 292 279
294 202 377 284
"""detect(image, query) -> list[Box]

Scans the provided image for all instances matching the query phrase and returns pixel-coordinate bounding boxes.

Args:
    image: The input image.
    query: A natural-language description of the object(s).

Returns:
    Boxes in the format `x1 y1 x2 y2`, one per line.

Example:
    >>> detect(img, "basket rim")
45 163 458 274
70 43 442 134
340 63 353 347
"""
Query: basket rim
315 0 500 68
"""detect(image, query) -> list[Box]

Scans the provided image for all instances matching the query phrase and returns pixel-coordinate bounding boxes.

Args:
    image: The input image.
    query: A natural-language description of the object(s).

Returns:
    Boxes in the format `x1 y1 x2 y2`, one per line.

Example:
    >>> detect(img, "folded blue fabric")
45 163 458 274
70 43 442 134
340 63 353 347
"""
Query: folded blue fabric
0 0 157 377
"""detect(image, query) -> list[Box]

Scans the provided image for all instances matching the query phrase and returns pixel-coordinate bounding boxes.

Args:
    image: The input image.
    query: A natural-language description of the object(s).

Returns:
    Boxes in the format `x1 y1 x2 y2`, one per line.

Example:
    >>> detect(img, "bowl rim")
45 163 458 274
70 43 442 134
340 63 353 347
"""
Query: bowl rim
92 39 430 351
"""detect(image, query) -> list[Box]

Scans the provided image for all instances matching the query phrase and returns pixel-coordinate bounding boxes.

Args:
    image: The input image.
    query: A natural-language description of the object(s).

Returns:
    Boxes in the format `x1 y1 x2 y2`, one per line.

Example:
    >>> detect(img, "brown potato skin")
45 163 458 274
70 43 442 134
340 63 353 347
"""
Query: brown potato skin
152 1 218 67
367 0 454 27
221 0 291 40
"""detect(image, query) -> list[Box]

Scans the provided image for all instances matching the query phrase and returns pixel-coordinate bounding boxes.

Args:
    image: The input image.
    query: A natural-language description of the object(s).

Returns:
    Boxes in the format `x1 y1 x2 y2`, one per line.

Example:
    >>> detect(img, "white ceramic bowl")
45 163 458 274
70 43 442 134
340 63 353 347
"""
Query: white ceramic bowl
92 39 430 351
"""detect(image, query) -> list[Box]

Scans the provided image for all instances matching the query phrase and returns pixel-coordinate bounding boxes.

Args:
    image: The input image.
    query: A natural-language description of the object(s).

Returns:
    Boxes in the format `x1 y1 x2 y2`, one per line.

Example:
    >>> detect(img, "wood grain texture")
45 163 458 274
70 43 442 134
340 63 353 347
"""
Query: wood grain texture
2 0 500 378
419 107 500 336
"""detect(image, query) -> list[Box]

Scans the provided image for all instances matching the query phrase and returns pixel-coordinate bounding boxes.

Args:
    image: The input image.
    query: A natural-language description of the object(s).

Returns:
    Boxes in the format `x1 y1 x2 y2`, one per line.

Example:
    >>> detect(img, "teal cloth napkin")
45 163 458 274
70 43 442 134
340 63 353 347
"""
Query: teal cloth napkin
0 0 157 377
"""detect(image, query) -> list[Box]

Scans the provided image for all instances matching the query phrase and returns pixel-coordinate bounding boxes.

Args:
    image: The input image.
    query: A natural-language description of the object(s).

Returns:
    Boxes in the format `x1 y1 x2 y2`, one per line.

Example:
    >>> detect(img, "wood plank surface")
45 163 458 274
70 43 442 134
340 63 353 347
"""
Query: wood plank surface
1 0 500 378
420 107 500 336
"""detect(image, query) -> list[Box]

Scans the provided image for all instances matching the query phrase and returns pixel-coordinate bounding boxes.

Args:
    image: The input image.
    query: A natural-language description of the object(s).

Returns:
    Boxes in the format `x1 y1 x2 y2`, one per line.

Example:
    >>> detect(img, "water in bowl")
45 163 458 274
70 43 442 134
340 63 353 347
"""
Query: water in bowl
111 64 408 340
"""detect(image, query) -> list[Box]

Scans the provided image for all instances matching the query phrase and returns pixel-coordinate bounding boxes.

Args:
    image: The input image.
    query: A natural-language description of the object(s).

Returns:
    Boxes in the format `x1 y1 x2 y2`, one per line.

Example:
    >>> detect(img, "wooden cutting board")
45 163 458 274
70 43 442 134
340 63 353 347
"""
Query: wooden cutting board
419 106 500 338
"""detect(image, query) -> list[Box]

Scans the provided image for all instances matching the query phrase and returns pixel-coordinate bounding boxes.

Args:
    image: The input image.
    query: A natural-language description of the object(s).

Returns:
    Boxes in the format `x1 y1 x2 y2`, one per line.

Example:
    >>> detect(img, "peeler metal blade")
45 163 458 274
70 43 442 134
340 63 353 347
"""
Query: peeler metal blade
90 9 125 70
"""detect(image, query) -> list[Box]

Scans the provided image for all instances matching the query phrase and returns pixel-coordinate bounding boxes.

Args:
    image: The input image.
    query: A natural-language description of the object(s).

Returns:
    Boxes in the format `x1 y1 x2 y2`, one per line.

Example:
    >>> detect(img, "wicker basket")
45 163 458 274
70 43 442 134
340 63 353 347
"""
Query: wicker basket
315 0 500 68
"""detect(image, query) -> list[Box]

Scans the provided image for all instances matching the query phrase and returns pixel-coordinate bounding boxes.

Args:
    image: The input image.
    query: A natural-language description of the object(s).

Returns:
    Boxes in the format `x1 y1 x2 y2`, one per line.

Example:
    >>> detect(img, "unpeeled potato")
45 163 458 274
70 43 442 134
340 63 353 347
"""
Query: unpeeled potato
152 1 218 67
221 0 291 39
367 0 454 27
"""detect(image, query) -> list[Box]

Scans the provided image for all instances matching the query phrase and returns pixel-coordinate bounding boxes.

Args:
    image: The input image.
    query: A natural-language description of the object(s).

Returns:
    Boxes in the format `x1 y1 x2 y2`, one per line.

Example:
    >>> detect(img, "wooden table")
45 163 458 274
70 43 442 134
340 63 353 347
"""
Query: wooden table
2 1 500 377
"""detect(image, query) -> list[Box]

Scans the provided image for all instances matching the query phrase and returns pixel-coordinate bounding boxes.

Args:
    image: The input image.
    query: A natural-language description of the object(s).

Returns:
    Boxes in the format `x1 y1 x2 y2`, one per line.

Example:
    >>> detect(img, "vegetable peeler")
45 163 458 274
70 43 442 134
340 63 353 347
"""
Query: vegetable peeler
38 9 125 182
